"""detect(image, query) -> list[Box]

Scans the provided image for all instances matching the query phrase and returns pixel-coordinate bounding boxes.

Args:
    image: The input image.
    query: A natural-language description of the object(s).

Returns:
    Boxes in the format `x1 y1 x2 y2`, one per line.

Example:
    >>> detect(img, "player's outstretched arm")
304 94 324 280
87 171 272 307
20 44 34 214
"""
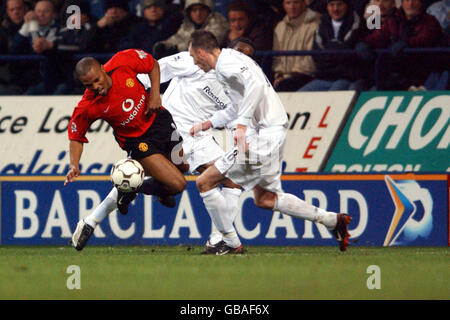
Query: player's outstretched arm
146 58 162 115
64 140 83 186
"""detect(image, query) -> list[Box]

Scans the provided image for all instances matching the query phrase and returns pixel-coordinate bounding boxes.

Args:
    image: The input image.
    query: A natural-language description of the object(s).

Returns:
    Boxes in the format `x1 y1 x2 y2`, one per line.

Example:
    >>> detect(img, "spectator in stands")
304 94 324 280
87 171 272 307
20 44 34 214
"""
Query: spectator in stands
308 0 370 17
363 0 443 90
119 0 182 53
215 0 285 25
221 0 272 78
10 0 61 94
299 0 366 91
251 0 285 30
221 0 271 49
152 0 228 58
426 0 449 32
0 0 28 94
363 0 398 26
354 0 398 88
422 0 449 89
51 0 98 94
272 0 321 91
95 0 140 53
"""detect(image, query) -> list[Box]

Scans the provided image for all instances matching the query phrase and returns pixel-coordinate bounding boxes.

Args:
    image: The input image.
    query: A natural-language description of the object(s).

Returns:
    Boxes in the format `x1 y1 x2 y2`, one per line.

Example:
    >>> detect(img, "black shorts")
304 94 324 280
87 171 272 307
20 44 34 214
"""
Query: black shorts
122 109 182 160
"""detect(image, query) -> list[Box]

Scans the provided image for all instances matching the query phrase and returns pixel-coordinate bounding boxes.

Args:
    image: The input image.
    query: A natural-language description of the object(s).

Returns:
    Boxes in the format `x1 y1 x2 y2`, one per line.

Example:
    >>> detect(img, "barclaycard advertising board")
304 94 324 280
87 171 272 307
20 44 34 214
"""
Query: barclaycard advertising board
1 174 447 246
325 92 450 173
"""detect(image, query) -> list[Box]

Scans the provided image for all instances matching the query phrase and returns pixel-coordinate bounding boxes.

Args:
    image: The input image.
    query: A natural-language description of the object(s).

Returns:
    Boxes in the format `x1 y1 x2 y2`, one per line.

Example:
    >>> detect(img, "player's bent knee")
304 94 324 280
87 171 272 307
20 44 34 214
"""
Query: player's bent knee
169 178 186 194
196 175 210 193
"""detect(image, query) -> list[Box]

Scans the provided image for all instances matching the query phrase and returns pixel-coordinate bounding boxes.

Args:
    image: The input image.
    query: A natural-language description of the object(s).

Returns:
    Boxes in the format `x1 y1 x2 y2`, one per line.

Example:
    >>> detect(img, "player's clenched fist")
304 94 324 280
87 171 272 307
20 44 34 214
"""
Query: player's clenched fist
145 93 162 115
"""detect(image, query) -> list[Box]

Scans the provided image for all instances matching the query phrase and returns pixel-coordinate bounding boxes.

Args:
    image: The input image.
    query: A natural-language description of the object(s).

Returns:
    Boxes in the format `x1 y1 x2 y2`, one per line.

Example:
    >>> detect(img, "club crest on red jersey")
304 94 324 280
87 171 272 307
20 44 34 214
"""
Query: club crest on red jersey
138 142 149 152
126 78 135 88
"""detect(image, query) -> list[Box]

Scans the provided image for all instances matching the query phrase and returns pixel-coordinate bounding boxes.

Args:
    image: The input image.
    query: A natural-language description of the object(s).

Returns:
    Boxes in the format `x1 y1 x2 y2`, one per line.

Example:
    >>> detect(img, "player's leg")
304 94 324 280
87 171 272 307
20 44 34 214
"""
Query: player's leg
138 153 186 195
118 109 187 213
72 188 119 251
253 185 351 251
196 165 243 254
197 163 242 252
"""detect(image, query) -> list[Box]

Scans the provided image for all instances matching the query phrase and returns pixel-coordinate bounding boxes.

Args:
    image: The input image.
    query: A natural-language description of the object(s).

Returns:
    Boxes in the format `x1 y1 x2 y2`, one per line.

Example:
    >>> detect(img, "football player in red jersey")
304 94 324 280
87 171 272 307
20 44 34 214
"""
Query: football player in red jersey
65 49 188 250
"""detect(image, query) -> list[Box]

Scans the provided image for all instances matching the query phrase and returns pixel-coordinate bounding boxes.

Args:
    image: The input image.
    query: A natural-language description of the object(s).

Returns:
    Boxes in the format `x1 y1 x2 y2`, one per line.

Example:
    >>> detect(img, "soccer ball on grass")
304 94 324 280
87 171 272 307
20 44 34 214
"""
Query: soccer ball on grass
111 159 145 192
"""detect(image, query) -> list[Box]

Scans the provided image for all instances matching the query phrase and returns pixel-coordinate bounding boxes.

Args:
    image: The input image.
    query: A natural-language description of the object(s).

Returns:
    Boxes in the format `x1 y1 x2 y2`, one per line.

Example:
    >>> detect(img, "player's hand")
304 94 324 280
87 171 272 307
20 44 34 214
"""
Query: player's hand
64 165 80 186
145 93 162 116
233 126 248 153
189 121 212 136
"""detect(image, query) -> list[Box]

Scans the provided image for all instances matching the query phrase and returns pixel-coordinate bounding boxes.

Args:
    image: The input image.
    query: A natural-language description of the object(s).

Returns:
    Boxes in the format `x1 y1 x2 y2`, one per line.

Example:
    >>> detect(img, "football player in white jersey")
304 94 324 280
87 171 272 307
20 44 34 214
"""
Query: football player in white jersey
71 44 252 252
188 30 352 254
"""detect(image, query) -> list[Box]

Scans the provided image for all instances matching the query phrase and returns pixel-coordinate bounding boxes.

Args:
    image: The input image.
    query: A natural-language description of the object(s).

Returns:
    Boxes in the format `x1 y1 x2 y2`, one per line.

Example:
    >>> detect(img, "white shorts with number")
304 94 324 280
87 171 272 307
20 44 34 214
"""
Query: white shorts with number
214 126 287 192
183 134 225 173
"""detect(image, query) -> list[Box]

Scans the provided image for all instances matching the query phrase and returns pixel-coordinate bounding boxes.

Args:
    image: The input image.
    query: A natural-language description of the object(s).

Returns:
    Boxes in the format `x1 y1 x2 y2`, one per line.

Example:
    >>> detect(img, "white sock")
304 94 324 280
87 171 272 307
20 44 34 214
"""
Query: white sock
208 187 242 245
274 192 337 229
200 188 241 248
221 187 242 223
85 188 118 228
209 223 223 245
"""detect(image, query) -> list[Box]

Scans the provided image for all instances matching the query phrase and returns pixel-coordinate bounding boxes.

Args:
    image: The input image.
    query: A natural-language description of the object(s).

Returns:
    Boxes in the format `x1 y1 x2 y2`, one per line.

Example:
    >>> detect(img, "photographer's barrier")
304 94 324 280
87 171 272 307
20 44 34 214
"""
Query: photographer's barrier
1 174 448 246
325 91 450 173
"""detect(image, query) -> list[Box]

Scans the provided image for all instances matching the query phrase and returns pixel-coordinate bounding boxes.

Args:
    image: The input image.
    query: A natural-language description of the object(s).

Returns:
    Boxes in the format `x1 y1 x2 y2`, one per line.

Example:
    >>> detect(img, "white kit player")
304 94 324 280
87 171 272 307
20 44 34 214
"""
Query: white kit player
188 31 352 254
71 50 244 252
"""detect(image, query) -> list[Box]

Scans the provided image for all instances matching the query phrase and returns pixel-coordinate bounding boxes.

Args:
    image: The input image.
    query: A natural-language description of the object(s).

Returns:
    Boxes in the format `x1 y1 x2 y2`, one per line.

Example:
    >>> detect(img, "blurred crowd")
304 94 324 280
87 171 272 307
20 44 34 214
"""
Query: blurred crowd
0 0 448 95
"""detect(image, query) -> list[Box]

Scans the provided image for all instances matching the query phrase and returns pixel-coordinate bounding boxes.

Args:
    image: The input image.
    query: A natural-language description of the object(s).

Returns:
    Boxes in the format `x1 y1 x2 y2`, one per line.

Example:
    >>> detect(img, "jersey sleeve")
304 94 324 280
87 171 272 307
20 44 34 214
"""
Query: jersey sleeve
158 52 201 83
68 99 94 143
106 49 155 74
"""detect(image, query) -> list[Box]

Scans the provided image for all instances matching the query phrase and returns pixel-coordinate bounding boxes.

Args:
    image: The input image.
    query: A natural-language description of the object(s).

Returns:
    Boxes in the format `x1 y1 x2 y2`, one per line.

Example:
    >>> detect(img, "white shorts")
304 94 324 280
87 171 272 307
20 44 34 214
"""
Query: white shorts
183 134 225 173
214 126 287 192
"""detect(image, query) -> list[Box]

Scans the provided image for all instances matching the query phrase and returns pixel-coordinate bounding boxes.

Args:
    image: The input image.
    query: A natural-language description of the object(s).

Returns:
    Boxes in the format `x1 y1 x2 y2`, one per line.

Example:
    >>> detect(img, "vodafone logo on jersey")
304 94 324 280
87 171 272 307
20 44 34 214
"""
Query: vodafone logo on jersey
122 99 134 112
121 95 146 126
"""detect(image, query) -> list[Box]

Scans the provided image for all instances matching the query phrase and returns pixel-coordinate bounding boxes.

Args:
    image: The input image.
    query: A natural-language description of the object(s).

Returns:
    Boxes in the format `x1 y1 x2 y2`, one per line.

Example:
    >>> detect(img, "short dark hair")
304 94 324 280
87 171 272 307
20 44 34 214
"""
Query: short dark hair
75 57 100 78
189 30 220 51
229 37 254 50
227 0 252 17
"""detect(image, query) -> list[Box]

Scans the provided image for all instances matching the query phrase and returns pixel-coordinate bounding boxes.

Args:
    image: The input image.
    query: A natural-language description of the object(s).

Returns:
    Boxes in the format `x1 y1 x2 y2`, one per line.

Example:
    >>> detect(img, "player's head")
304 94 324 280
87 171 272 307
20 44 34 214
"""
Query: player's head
76 57 112 96
189 30 220 72
229 37 255 58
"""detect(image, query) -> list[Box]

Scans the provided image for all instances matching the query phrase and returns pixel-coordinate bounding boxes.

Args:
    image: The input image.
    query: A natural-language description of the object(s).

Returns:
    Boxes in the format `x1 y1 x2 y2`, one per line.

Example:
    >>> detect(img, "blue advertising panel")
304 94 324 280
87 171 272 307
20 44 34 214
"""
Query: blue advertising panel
0 174 448 246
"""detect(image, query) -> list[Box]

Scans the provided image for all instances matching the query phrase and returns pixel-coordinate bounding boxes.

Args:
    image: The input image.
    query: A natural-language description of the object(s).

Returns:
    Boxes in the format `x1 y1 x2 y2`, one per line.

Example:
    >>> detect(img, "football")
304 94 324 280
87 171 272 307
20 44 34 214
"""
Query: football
110 159 145 192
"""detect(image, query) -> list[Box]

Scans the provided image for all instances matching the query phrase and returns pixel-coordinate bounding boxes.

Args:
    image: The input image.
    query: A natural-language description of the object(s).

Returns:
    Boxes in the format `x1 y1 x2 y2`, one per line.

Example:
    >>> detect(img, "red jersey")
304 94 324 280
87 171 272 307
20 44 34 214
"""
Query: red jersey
68 49 157 147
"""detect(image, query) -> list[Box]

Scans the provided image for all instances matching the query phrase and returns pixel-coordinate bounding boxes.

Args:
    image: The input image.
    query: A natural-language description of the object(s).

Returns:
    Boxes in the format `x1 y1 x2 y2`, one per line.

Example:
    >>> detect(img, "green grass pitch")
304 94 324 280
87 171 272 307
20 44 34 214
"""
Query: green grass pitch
0 246 448 300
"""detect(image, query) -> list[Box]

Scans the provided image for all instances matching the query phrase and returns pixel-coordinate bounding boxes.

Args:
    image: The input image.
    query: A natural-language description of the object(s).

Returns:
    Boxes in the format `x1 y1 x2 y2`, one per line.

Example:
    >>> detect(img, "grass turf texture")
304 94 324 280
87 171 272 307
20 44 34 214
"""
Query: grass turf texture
0 246 448 300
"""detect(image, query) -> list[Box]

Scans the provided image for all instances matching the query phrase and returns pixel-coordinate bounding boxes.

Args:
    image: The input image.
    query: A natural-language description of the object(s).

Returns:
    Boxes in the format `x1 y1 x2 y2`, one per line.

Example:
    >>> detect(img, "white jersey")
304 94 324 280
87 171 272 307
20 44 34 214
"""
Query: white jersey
137 52 231 172
209 48 288 132
139 51 233 140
